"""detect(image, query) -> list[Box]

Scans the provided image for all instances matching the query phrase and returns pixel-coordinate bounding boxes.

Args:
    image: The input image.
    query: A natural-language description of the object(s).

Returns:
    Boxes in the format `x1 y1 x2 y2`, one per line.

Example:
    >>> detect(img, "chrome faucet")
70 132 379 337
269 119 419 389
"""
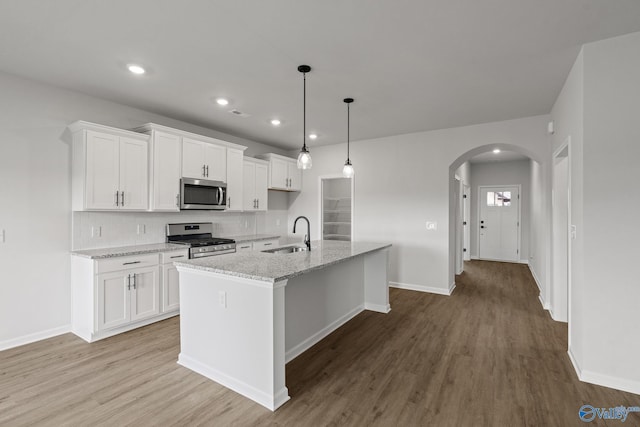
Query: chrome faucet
293 216 311 251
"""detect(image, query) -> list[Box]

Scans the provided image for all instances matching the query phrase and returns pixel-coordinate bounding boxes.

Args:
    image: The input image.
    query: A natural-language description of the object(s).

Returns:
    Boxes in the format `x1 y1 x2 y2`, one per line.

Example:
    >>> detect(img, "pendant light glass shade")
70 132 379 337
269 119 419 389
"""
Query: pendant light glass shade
342 98 355 177
297 65 312 170
297 147 312 169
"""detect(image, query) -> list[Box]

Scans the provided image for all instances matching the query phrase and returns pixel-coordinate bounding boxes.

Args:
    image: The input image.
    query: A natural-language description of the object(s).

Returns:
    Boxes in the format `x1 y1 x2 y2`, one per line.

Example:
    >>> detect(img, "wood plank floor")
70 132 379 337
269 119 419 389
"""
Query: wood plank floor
1 260 638 426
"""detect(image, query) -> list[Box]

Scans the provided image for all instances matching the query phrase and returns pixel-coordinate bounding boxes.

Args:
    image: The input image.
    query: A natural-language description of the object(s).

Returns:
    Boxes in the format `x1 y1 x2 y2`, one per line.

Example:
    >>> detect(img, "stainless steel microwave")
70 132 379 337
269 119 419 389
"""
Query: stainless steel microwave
180 178 227 210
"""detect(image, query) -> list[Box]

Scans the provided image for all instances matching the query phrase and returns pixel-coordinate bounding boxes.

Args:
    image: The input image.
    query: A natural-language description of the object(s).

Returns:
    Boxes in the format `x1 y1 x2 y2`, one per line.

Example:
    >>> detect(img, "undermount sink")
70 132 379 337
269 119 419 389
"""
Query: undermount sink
262 245 309 254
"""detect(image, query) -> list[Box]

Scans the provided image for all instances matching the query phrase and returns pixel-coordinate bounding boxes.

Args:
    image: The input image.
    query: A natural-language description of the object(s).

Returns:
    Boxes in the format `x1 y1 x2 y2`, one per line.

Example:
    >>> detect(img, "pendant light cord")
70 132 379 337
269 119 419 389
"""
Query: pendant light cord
302 71 307 151
347 102 350 162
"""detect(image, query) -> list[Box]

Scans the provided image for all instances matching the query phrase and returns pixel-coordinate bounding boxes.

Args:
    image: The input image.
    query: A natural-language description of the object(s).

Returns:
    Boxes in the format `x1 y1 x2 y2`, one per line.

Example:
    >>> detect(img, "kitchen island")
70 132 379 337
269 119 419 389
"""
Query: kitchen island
174 240 391 410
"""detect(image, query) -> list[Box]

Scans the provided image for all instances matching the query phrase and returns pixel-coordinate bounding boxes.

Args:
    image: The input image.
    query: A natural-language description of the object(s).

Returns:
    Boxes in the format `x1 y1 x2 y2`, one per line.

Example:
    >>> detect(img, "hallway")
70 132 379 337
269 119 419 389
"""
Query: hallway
0 261 637 426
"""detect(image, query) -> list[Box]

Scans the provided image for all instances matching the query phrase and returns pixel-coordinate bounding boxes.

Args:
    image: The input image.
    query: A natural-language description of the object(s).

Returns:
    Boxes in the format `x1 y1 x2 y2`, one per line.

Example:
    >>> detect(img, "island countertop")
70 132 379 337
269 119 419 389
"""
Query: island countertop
174 240 391 283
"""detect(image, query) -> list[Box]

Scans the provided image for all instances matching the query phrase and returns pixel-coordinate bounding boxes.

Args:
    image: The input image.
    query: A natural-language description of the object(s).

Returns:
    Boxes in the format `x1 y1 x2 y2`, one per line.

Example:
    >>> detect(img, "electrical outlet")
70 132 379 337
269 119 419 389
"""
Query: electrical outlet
137 224 146 235
426 221 438 231
91 226 103 238
219 291 227 308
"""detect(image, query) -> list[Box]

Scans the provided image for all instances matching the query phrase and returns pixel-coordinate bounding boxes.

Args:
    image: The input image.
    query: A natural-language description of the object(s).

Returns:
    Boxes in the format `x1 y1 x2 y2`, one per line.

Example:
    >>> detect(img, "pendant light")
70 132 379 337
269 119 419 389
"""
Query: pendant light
296 65 312 169
342 98 355 178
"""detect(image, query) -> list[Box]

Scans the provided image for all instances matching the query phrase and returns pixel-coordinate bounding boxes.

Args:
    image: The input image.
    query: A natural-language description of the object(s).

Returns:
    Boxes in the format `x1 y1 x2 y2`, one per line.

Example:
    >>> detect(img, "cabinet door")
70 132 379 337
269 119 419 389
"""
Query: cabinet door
255 162 268 211
182 137 205 179
270 157 288 190
204 144 227 181
162 263 180 313
243 160 256 211
226 148 244 211
152 131 181 211
119 137 148 210
130 266 160 322
288 161 302 191
97 271 130 331
85 130 120 210
236 242 254 252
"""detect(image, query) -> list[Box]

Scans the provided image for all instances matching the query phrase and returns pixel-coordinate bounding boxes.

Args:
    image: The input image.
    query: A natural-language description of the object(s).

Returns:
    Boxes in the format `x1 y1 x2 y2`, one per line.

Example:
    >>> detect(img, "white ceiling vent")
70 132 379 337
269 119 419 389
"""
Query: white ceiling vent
228 109 250 118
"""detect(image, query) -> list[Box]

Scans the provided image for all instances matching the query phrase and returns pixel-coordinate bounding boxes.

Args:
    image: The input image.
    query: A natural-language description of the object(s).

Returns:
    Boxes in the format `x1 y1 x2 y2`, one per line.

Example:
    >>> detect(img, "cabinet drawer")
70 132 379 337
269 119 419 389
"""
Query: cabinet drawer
236 243 254 252
96 253 159 274
252 239 279 251
160 250 190 264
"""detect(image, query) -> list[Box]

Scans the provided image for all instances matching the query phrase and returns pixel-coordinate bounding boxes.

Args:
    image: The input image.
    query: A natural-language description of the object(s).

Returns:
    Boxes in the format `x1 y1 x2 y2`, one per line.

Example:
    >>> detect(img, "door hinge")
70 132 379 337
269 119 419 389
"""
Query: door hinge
463 221 467 225
517 249 519 254
463 194 467 199
463 248 467 252
517 221 519 226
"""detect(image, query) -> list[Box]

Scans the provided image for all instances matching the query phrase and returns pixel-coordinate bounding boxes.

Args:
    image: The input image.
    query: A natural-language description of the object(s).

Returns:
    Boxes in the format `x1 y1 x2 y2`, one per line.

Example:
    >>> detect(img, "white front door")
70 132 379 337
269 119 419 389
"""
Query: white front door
479 186 519 262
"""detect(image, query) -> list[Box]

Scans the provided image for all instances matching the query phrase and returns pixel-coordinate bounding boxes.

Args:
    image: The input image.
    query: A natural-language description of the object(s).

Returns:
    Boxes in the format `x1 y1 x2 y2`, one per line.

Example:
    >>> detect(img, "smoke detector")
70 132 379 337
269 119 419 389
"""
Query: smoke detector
228 109 250 118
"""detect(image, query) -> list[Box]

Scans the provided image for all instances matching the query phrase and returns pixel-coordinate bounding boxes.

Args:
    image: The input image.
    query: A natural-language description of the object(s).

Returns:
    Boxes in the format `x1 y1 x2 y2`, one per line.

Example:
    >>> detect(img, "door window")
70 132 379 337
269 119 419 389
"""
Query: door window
486 191 511 207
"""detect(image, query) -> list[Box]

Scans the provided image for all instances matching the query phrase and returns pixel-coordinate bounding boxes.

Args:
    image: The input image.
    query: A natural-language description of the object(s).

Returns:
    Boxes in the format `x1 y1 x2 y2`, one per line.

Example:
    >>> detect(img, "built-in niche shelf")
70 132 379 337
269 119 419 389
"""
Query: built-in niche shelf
321 179 352 242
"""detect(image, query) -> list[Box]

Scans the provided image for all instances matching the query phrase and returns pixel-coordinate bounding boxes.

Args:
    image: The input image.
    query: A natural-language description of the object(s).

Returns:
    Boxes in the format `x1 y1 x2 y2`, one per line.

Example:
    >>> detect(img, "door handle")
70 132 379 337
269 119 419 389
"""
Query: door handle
176 194 180 207
121 191 125 207
481 226 485 229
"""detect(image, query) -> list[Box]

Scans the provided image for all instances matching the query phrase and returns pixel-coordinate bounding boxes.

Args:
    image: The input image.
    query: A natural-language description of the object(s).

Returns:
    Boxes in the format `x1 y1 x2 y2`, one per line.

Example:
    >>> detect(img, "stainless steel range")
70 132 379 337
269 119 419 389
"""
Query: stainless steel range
166 222 236 259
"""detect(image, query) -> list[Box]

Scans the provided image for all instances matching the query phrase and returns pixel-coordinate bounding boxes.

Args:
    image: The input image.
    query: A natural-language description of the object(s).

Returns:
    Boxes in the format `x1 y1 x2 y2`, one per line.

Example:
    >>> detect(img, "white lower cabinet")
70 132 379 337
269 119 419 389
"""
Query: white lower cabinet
72 249 188 343
252 239 279 251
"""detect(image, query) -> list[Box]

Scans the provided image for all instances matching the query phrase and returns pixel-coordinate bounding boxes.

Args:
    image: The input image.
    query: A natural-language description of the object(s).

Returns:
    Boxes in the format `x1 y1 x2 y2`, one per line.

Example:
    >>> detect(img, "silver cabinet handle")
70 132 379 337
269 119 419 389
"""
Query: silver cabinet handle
206 165 209 177
121 191 125 206
127 274 131 290
115 191 119 206
257 199 259 209
132 273 136 290
176 194 180 207
227 196 231 208
240 245 251 249
263 242 273 246
202 164 206 177
123 261 141 265
170 255 185 259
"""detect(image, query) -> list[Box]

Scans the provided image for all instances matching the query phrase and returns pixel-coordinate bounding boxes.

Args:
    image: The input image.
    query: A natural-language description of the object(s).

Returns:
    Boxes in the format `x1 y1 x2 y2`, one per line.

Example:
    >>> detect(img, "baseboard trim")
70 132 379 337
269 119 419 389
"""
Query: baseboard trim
178 354 290 411
0 325 71 352
518 259 529 265
390 281 455 296
285 305 364 364
470 255 479 260
567 347 640 396
528 264 543 294
364 302 391 313
538 294 549 310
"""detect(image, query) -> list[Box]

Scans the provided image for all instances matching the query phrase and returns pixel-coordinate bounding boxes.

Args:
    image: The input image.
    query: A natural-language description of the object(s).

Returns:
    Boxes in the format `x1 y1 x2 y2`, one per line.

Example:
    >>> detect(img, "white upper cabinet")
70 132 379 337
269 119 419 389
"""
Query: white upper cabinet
70 121 149 211
243 158 268 211
256 153 302 192
182 137 227 181
226 148 244 211
149 130 181 211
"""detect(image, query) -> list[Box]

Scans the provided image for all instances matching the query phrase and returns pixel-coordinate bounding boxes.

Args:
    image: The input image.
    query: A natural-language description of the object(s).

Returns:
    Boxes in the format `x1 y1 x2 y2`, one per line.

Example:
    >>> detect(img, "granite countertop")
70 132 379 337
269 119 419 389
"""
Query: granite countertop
224 234 280 243
174 240 391 283
71 243 186 259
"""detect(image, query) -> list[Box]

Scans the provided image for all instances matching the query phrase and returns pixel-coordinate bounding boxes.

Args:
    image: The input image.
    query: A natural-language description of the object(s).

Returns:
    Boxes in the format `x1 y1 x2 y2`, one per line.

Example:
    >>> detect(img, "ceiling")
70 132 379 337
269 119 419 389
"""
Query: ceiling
2 1 640 150
469 151 529 164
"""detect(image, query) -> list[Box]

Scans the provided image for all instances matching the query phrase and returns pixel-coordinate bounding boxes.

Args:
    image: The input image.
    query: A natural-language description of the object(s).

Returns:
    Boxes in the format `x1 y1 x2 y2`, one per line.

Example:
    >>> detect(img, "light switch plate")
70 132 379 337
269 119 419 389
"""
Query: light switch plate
426 221 438 231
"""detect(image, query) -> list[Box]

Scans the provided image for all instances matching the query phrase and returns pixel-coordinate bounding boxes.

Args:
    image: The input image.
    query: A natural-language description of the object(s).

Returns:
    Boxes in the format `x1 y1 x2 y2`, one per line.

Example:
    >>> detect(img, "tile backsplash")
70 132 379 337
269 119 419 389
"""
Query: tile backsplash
72 209 288 250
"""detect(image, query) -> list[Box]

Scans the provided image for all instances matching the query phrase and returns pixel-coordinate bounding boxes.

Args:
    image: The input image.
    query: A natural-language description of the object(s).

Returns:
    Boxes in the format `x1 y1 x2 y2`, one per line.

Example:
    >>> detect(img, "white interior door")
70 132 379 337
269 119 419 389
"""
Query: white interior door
479 186 519 262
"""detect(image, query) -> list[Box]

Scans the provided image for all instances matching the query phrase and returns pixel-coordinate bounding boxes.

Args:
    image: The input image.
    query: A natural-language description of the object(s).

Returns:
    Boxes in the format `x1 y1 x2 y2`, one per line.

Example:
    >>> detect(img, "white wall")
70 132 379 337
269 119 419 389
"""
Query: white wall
469 160 531 261
528 159 547 299
0 71 289 348
287 115 551 294
552 31 640 394
581 32 640 391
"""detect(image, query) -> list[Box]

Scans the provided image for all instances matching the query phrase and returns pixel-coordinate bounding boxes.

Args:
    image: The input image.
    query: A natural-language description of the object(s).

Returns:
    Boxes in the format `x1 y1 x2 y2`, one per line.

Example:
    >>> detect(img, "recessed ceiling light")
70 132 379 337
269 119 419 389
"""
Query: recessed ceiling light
216 98 229 106
127 64 146 75
493 148 501 154
270 119 281 126
309 133 318 140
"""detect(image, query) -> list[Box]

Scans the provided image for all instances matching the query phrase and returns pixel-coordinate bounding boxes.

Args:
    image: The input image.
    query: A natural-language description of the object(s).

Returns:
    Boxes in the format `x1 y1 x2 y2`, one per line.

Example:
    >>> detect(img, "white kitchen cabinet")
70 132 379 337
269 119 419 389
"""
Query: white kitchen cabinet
71 251 179 343
257 153 302 191
243 158 269 211
70 121 149 211
149 130 181 211
236 242 254 252
182 137 227 181
252 239 279 251
161 250 188 313
129 266 160 322
226 148 244 211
